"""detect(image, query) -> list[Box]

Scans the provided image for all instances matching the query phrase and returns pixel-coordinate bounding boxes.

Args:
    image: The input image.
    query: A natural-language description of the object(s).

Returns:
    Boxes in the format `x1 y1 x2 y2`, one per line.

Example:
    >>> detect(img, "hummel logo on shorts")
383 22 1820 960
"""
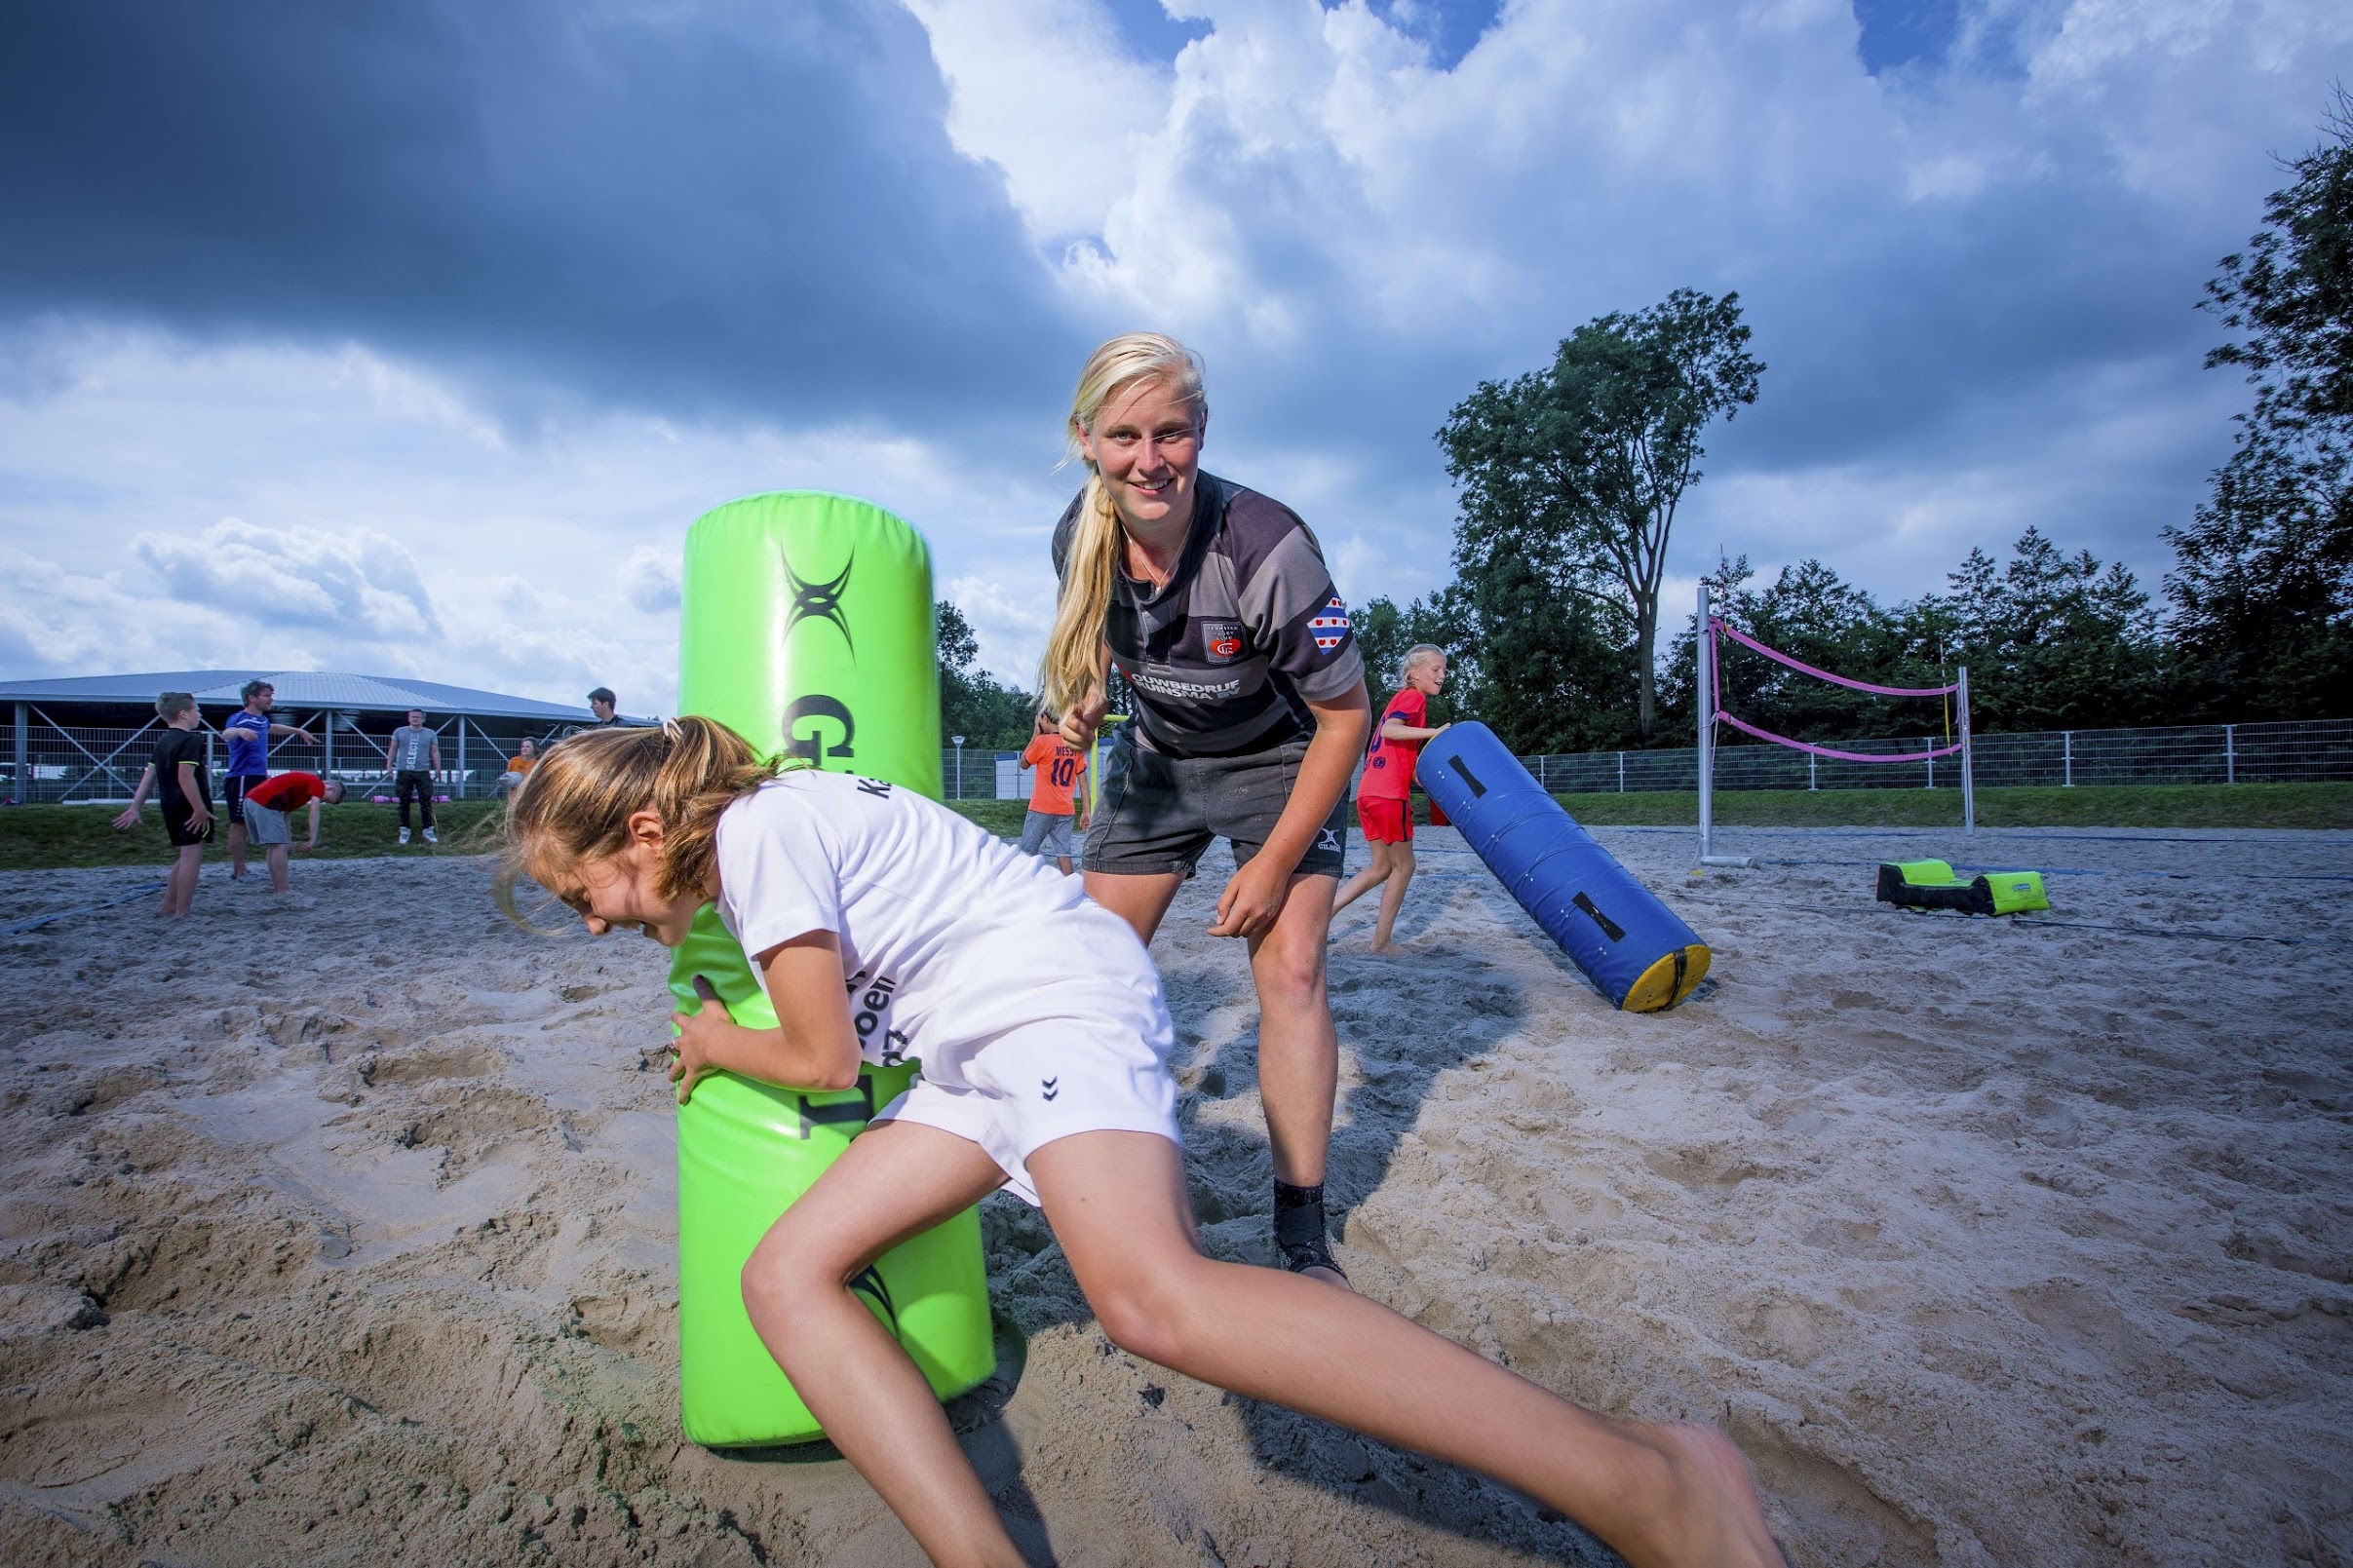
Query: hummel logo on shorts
1041 1076 1060 1101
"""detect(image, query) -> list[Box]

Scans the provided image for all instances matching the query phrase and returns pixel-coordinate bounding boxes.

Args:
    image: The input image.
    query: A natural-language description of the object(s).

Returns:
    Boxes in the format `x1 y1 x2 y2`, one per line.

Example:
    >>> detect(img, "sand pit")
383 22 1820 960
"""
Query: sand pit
0 823 2346 1565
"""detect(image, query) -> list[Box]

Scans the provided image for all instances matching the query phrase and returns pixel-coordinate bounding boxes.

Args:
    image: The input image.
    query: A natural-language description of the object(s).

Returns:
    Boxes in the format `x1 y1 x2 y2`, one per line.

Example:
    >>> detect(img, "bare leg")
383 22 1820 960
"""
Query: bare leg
267 844 291 894
228 821 248 878
1081 868 1185 945
168 844 204 916
1331 838 1394 916
1370 840 1416 951
1031 1132 1786 1568
1247 872 1339 1193
739 1122 1024 1568
1055 856 1074 876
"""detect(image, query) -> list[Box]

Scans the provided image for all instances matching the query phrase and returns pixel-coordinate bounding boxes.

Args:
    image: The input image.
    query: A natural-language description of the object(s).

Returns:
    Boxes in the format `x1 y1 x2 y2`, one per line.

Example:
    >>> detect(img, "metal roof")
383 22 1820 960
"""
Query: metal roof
0 669 612 722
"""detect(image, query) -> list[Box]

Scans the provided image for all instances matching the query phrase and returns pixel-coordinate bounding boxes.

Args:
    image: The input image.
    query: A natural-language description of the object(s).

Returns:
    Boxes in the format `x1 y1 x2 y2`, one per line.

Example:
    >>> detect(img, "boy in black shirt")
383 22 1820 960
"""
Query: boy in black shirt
112 691 214 917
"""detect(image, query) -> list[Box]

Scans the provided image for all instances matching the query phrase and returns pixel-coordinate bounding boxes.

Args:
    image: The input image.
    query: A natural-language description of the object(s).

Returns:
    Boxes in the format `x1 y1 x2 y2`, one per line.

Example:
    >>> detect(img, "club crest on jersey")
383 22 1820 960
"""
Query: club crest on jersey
1309 596 1350 651
1201 618 1246 663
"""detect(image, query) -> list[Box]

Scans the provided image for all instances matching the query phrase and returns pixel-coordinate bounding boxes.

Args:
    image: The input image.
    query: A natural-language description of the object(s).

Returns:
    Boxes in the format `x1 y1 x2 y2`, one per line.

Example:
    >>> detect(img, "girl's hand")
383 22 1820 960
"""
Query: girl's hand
1209 854 1291 939
669 975 732 1105
111 806 140 831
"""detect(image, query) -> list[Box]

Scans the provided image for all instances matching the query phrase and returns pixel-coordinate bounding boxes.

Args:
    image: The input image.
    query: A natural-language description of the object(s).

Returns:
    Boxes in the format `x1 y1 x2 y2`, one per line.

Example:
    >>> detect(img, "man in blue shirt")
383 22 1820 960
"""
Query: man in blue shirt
221 679 316 882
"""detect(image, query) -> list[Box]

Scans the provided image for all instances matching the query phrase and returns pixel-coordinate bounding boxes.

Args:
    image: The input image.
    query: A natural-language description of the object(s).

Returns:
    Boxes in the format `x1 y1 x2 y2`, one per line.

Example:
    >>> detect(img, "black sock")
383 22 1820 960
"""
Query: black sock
1273 1181 1344 1278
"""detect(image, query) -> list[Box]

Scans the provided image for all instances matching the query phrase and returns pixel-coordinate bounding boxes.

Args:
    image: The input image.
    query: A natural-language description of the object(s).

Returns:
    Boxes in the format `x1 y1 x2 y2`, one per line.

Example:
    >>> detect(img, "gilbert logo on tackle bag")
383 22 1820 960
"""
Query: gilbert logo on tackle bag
669 490 992 1449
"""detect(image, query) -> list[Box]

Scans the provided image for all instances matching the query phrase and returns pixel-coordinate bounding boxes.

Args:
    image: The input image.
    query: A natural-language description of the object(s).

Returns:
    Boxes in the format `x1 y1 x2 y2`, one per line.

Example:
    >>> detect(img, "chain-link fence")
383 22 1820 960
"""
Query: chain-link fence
1524 717 2353 794
16 716 2348 805
5 708 565 804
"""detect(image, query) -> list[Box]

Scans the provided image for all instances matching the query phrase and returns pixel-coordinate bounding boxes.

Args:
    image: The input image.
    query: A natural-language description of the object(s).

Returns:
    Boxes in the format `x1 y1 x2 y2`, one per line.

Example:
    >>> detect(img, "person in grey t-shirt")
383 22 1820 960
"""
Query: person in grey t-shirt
384 708 442 845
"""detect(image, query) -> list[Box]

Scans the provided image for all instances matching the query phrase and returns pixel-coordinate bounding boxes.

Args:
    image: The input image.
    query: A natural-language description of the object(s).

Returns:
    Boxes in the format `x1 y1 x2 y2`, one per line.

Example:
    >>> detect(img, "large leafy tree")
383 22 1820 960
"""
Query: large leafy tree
2166 91 2353 717
1438 288 1762 742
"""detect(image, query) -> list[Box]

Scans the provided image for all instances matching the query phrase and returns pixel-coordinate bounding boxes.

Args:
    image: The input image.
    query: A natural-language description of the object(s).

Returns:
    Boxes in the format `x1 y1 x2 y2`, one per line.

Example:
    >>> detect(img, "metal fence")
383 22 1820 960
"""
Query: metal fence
5 708 560 805
1526 717 2353 794
14 716 2347 806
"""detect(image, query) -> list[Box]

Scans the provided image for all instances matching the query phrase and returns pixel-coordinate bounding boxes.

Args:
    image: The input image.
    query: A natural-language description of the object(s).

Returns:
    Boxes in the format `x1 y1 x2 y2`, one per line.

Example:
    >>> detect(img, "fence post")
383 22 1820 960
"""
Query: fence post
1926 741 1933 790
456 719 468 800
2225 723 2235 785
1616 751 1625 792
11 703 24 803
1808 753 1816 791
324 710 334 782
2063 730 2072 787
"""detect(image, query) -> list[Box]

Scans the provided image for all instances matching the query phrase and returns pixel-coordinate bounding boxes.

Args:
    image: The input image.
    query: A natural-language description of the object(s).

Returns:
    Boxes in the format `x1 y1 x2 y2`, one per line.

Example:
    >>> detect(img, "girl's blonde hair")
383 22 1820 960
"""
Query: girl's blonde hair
1039 332 1207 716
1401 643 1446 684
497 716 780 919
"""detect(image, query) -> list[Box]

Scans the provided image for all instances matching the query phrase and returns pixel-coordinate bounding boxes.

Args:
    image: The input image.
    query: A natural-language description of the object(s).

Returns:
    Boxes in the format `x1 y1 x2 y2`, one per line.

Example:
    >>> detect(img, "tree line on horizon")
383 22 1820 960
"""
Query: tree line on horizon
1355 95 2352 756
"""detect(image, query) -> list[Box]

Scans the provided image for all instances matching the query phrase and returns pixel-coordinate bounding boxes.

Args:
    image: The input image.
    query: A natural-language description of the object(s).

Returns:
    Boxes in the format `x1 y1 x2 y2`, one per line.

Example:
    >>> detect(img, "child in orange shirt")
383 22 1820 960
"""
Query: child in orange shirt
1018 712 1088 874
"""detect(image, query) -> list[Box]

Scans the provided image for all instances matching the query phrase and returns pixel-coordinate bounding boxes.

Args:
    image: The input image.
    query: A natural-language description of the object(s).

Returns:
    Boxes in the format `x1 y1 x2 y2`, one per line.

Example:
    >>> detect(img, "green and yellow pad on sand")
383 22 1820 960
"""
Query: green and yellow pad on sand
668 491 993 1448
1875 859 2050 917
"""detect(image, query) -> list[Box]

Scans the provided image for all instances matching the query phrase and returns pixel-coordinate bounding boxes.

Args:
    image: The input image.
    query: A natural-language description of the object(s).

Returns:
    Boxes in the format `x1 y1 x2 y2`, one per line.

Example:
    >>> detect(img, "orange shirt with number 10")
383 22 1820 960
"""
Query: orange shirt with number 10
1021 735 1086 816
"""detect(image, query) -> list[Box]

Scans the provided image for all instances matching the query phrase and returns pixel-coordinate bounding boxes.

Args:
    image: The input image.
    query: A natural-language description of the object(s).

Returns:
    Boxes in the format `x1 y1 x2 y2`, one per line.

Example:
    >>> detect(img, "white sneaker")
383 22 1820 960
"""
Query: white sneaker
423 827 438 845
399 827 411 845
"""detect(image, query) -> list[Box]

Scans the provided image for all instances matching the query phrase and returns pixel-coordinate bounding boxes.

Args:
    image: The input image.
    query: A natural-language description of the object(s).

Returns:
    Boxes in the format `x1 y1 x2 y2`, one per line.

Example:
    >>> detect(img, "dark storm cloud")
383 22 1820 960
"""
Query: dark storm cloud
0 0 1083 426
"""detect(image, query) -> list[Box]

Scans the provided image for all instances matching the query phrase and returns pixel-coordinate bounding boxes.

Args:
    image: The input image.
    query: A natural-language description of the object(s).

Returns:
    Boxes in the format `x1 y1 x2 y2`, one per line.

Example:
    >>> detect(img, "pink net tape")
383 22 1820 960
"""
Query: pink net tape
1712 619 1957 698
1714 709 1965 763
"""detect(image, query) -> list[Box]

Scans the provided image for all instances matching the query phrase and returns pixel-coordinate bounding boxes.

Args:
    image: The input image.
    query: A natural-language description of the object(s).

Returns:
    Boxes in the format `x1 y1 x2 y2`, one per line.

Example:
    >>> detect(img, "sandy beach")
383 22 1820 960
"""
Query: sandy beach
0 822 2346 1566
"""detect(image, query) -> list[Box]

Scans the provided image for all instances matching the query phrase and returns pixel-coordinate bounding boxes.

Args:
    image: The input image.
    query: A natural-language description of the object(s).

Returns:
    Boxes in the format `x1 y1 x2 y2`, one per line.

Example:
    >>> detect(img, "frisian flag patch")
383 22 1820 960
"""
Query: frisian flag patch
1309 595 1351 651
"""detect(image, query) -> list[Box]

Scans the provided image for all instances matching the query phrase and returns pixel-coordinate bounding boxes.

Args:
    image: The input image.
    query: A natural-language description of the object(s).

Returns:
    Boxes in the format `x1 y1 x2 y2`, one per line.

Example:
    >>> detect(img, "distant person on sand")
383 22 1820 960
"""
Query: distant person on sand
496 737 540 799
385 709 441 846
1333 645 1450 951
588 687 621 726
1017 711 1088 874
498 717 1786 1568
111 692 212 917
221 679 316 884
240 770 347 894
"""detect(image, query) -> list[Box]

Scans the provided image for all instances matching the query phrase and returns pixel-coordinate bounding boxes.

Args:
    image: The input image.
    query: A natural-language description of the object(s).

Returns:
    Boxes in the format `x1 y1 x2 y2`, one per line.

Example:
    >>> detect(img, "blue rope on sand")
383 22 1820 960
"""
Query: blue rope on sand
0 881 171 937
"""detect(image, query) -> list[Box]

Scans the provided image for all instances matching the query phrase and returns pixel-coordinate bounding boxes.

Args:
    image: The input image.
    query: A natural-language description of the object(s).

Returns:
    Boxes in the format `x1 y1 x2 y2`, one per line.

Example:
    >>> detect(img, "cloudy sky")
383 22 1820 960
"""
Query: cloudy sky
2 0 2345 710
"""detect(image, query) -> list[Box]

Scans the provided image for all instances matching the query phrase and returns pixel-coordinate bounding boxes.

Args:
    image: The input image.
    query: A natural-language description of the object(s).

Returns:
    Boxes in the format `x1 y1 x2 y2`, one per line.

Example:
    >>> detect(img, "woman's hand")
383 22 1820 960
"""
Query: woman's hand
110 805 140 831
1209 853 1292 939
1060 686 1109 748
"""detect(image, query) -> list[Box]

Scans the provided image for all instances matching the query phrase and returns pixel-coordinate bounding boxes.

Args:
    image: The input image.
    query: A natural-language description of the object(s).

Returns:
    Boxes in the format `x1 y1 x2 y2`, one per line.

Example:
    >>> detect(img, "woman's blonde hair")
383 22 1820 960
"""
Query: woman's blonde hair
496 716 780 920
1401 644 1446 684
1038 332 1207 716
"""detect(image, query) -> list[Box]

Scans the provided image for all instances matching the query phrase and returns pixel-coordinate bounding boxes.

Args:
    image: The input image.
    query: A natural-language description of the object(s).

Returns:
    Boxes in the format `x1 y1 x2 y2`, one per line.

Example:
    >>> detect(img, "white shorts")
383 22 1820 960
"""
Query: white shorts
870 982 1181 1206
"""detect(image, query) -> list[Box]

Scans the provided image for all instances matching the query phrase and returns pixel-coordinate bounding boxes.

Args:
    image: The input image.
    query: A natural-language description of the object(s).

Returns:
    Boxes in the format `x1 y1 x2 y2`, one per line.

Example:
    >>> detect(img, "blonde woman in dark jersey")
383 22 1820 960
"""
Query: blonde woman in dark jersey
1042 333 1370 1282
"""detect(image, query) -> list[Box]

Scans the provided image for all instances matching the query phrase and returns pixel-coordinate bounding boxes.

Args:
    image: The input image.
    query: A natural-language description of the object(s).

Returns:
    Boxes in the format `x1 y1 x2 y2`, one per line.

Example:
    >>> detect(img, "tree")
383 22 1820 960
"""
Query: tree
1438 287 1763 741
936 600 1035 747
2167 90 2353 717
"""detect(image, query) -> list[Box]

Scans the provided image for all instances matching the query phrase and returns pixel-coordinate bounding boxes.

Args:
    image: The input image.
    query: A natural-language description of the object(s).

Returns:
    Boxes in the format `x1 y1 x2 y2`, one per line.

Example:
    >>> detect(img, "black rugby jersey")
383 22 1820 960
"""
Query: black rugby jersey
1052 472 1366 758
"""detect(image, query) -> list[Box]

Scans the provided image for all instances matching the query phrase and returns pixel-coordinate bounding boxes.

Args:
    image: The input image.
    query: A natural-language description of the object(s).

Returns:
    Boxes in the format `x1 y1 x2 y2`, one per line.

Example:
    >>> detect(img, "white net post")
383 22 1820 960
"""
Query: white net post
1958 665 1975 835
1697 581 1715 861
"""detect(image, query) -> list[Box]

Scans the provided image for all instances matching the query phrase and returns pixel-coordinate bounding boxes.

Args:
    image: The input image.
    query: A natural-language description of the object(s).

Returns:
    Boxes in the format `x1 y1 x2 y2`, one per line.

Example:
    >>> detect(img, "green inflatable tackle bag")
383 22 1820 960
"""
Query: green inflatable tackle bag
669 491 993 1448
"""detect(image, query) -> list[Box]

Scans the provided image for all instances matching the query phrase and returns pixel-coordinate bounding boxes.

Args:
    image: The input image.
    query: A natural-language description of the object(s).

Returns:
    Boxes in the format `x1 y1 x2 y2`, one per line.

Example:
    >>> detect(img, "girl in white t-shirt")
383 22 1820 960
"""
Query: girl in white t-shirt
502 719 1784 1568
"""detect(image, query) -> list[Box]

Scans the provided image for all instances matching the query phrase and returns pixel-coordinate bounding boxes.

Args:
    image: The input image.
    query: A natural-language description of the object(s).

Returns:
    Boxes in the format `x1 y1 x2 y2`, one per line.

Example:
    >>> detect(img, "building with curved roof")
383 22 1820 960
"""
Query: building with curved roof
0 669 642 803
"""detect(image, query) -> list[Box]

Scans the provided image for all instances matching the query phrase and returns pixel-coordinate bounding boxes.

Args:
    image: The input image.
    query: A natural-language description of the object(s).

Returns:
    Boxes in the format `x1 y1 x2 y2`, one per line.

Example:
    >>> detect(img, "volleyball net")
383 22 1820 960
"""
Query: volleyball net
1695 584 1974 864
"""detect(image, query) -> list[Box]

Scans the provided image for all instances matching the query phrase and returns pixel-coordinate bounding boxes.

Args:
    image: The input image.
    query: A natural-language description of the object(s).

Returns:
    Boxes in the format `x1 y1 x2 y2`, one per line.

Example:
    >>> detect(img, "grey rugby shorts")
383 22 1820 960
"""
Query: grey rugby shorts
1083 732 1347 879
